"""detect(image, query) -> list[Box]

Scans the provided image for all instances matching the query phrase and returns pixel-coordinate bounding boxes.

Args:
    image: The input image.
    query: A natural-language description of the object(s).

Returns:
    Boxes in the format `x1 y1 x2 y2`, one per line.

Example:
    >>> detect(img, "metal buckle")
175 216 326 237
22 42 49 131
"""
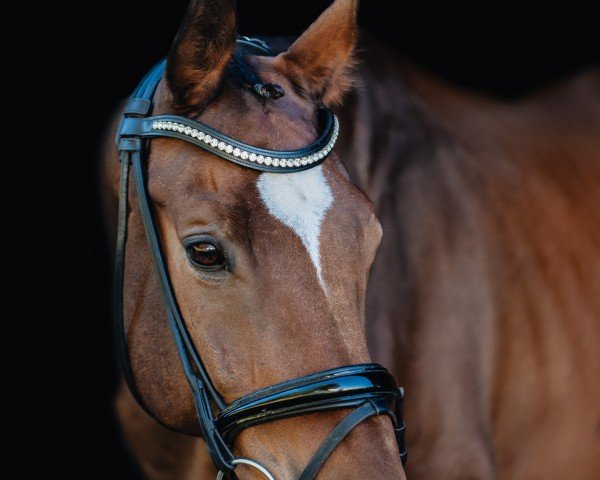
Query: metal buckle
216 458 275 480
236 36 274 55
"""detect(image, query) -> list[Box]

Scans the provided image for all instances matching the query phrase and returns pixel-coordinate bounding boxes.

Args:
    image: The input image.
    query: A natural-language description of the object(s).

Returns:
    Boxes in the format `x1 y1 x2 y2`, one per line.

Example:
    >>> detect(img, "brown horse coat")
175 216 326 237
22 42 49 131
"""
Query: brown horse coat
104 2 600 479
343 37 600 479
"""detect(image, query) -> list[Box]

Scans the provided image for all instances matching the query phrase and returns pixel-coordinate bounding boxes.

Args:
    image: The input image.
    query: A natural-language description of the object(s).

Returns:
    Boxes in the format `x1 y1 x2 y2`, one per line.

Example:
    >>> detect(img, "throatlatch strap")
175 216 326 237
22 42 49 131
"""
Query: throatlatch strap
114 149 153 416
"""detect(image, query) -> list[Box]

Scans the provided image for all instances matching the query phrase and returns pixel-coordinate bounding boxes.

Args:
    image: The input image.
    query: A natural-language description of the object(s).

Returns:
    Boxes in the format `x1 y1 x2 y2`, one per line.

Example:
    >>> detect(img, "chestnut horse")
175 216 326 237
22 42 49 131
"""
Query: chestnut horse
102 0 600 479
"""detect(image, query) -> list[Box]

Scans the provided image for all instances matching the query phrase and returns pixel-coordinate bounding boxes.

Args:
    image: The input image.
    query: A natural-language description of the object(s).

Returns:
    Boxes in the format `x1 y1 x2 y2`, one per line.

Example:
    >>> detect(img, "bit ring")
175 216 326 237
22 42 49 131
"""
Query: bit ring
216 458 275 480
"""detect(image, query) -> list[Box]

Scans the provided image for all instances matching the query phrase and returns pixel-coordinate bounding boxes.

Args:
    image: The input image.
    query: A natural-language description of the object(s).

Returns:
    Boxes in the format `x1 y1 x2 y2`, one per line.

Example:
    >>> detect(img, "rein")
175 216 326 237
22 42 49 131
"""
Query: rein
114 37 407 480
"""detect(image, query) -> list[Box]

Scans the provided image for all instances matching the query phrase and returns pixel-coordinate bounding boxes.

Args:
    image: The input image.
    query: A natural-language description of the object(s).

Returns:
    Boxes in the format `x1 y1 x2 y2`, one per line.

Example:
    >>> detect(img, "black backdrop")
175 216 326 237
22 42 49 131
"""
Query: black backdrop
82 1 598 477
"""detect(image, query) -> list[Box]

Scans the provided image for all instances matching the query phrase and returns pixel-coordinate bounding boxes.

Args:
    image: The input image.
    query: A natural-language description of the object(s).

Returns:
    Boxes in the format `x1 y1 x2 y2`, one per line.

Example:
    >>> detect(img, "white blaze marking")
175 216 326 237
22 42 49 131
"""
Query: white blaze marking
257 166 333 288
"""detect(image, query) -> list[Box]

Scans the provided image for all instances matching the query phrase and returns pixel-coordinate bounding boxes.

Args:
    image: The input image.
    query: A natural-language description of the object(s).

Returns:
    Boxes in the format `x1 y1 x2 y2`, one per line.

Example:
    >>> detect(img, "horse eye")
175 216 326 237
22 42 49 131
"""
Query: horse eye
186 241 225 270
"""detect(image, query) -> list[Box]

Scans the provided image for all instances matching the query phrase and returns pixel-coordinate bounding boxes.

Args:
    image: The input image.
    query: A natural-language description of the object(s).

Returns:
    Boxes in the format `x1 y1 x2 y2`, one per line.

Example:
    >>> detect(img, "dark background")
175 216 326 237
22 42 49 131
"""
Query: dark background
82 1 598 477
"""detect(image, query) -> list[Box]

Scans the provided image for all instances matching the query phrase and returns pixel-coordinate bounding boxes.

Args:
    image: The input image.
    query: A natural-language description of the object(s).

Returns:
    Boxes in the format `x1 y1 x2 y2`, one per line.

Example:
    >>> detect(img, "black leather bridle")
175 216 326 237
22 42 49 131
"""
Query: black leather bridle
114 37 407 479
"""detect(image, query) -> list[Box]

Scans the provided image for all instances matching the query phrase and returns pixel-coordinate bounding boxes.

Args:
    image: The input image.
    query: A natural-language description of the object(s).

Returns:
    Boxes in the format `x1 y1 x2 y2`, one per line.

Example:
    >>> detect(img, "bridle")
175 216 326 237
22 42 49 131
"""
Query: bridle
115 35 407 480
114 37 407 479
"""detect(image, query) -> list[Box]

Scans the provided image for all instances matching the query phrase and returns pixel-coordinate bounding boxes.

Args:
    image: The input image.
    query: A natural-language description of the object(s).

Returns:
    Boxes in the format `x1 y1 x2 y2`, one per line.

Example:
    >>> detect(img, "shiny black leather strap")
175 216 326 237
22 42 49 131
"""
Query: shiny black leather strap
217 364 401 441
129 146 235 472
299 396 407 479
114 148 152 414
119 109 337 174
236 36 275 55
300 402 380 480
112 60 170 420
217 363 407 475
116 135 234 472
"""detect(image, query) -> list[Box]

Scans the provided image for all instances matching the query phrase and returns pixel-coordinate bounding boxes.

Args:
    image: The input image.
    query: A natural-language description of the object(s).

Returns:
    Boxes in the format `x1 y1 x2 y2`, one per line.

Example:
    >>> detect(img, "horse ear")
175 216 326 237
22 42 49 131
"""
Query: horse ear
279 0 359 107
166 0 237 111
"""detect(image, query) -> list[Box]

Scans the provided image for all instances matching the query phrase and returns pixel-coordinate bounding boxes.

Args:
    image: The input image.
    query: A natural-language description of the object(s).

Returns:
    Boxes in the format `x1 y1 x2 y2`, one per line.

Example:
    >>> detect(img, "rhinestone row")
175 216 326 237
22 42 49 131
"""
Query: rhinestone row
151 116 339 168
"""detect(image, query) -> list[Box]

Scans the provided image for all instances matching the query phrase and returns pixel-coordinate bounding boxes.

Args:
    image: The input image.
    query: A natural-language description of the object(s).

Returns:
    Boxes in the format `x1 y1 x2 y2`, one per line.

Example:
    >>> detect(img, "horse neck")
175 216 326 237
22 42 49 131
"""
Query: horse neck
340 42 600 476
336 36 515 381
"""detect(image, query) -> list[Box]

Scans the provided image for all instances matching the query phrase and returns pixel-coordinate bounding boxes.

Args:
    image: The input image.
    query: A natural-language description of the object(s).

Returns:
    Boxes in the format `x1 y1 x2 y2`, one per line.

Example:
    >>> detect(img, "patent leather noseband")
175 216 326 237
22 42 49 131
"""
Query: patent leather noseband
114 37 406 479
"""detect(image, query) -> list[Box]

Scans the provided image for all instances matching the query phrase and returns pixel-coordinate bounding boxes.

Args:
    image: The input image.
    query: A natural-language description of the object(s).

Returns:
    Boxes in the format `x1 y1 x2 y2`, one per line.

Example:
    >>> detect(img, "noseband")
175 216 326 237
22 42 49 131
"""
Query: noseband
114 37 407 479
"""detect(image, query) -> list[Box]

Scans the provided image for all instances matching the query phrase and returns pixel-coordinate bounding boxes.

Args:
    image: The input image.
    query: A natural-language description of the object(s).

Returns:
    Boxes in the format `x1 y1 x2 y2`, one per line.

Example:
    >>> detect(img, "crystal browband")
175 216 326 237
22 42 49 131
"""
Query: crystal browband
152 115 339 169
118 108 339 174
